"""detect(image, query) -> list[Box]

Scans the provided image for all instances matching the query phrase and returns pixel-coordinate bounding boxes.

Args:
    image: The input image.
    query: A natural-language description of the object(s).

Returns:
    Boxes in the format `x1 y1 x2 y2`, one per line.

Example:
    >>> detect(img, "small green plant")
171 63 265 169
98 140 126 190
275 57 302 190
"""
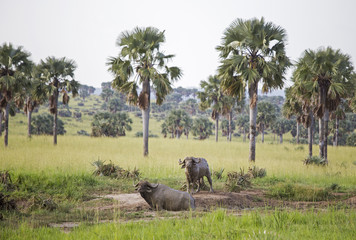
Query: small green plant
303 156 327 166
213 168 224 180
225 168 251 192
248 166 267 178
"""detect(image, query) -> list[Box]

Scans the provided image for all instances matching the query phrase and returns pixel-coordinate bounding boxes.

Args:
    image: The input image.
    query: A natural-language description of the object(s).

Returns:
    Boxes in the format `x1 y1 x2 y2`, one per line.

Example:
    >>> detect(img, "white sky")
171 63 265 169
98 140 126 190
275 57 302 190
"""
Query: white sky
1 0 355 89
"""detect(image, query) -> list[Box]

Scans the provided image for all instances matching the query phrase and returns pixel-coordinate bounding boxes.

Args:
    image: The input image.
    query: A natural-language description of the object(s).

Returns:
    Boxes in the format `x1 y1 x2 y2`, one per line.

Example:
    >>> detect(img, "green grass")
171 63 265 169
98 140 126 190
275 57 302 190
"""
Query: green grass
1 208 355 239
1 135 355 190
1 94 356 238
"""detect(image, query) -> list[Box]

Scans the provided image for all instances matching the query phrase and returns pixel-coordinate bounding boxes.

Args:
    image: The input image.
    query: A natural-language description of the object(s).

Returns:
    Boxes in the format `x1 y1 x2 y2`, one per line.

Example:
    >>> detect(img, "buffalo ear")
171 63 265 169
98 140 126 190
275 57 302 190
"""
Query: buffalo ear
178 159 186 168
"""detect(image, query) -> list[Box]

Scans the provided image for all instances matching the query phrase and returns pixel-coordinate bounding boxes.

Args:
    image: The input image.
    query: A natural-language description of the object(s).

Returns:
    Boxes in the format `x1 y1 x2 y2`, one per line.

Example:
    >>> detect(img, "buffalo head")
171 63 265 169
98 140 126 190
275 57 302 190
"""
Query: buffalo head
134 181 159 193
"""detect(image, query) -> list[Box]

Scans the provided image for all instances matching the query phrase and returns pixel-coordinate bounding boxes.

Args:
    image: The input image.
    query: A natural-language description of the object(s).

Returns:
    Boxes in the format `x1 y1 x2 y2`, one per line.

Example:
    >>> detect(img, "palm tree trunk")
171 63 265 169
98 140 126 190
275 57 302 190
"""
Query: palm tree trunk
243 128 246 142
323 108 329 163
228 111 232 141
0 110 2 137
249 81 258 162
142 78 150 156
308 111 314 158
4 103 9 147
215 113 219 142
261 124 265 143
296 121 300 144
27 110 32 138
279 134 283 144
318 118 324 159
53 91 59 145
334 118 339 146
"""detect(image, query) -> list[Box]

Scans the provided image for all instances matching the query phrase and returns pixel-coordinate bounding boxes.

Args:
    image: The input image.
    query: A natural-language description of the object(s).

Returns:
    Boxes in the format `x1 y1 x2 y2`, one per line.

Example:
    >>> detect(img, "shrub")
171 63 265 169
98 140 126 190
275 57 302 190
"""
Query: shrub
225 168 251 192
134 131 158 138
213 168 224 180
31 113 66 135
58 110 72 117
77 130 89 136
346 133 356 146
91 112 132 137
92 160 140 180
303 156 327 166
248 166 267 178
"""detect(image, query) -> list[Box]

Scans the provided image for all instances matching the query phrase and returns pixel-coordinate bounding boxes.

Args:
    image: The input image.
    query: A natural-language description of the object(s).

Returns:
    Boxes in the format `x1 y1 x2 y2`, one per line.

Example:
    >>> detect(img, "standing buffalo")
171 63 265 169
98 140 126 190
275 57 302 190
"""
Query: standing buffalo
178 156 214 194
134 181 195 211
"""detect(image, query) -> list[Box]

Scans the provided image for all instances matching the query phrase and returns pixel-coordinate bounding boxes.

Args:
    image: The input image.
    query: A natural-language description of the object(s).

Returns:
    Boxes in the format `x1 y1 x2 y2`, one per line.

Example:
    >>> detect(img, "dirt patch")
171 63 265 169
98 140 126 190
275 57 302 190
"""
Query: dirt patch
97 189 356 211
49 190 356 231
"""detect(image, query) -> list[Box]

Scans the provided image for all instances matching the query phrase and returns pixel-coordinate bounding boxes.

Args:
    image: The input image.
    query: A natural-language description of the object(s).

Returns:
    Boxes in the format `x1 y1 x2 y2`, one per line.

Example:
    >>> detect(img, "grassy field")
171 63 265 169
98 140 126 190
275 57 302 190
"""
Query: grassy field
1 95 356 239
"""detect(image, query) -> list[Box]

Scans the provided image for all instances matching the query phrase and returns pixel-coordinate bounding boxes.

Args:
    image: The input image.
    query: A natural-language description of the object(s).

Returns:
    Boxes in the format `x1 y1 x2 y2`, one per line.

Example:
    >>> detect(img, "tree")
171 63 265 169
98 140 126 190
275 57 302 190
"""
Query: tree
257 101 277 143
23 66 47 138
236 114 249 142
221 119 235 139
108 98 123 113
37 56 79 145
294 47 355 163
217 17 290 162
101 88 114 102
107 27 182 156
0 43 32 146
191 117 213 140
91 112 132 137
198 75 233 142
31 113 66 135
161 109 192 139
79 84 95 100
283 86 303 144
271 118 293 143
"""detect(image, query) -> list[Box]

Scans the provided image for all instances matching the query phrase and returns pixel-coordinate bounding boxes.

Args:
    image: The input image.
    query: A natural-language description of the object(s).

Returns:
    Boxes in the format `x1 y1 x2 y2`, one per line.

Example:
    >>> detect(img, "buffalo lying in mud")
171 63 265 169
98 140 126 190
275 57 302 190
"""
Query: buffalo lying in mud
134 181 195 211
178 156 214 194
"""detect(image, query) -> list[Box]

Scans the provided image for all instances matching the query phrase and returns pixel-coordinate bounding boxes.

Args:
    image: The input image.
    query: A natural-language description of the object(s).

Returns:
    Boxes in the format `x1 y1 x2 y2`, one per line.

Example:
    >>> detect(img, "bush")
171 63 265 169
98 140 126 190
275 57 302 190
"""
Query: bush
58 110 72 117
91 112 132 137
248 166 267 178
346 133 356 146
303 156 327 166
77 130 89 136
92 160 140 180
213 168 224 180
31 113 66 135
225 168 251 192
134 131 158 138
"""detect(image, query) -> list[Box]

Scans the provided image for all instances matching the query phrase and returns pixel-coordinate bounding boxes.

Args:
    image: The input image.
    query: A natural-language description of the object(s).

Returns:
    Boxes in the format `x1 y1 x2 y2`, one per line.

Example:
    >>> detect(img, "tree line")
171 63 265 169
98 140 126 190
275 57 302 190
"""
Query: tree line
2 17 356 164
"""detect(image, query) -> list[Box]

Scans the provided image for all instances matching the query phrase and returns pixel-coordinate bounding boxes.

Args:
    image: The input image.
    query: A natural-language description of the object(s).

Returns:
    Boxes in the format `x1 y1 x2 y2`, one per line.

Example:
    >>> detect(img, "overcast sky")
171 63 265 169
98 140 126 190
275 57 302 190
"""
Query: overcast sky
1 0 355 90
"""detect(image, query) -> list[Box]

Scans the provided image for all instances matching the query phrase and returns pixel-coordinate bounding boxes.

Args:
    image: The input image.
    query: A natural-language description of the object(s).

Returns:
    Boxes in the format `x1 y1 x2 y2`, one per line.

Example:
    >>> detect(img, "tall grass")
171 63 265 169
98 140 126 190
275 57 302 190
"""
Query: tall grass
2 208 355 239
1 135 355 189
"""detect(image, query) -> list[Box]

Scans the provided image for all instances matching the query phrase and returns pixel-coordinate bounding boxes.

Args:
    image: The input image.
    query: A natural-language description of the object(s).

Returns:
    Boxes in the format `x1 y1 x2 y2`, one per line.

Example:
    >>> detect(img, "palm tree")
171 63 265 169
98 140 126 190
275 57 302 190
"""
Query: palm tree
257 101 277 143
198 75 232 142
0 43 32 146
191 117 213 140
162 109 192 139
283 87 303 144
294 47 355 163
271 118 293 144
37 56 79 145
217 17 290 161
107 27 182 156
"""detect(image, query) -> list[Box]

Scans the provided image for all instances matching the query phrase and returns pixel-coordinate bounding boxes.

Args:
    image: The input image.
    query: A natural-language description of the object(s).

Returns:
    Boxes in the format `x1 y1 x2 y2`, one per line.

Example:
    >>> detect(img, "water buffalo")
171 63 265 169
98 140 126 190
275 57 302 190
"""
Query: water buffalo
134 181 195 211
178 156 214 194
